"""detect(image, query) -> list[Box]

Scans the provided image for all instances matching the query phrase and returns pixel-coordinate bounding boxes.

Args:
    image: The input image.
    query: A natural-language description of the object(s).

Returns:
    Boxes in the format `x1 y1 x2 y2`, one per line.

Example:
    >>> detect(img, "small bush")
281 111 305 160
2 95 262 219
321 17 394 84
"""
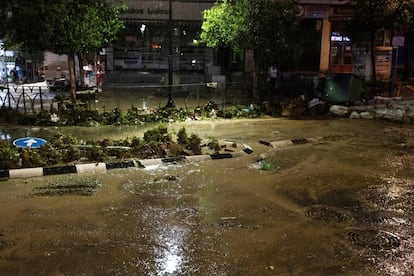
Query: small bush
0 141 20 169
143 125 171 144
188 134 202 155
177 127 189 145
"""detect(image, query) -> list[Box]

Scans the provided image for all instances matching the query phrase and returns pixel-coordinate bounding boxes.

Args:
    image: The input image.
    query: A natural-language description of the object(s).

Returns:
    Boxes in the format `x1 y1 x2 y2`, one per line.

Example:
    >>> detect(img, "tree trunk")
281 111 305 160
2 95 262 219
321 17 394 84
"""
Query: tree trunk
68 52 77 104
252 49 259 102
370 32 377 83
78 52 85 88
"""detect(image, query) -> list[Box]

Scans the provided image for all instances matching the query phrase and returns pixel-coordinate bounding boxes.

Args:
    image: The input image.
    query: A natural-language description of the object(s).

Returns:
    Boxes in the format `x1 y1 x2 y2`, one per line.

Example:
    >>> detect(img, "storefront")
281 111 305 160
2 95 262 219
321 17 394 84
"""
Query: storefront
106 0 215 76
106 0 394 84
110 20 206 71
327 6 354 74
329 30 352 73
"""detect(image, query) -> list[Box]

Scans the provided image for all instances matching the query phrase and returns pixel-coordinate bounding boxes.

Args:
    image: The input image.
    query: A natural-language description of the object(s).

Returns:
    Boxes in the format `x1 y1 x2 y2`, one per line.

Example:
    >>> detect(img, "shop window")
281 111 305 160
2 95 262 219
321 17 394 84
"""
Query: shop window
113 20 207 71
330 32 352 65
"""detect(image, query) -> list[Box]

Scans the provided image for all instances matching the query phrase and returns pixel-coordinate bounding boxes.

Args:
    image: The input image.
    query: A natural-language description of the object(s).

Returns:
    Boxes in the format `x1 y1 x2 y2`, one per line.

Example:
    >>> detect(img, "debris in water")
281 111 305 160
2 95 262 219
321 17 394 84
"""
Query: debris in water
260 161 273 170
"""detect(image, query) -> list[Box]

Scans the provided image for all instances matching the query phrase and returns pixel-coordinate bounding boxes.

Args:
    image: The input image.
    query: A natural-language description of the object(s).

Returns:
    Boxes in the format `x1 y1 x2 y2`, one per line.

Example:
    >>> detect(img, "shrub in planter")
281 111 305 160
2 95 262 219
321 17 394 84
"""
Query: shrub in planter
167 142 184 157
101 107 124 125
143 125 171 144
86 146 107 162
208 138 221 152
188 134 202 155
39 144 62 165
21 148 47 168
0 107 22 124
99 138 113 148
177 127 189 146
124 106 142 125
0 141 20 169
62 146 81 163
129 136 142 147
52 133 79 148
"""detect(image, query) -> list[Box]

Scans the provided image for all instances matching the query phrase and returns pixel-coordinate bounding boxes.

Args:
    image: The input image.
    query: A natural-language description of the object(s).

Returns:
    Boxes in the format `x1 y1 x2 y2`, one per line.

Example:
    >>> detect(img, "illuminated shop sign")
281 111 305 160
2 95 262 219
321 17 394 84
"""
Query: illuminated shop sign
121 1 211 21
124 8 169 15
331 32 350 42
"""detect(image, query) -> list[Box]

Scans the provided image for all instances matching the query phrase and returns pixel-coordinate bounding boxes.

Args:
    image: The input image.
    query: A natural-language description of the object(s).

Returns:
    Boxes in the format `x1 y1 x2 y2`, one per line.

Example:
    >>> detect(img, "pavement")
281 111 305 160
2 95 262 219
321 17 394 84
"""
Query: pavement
396 79 414 99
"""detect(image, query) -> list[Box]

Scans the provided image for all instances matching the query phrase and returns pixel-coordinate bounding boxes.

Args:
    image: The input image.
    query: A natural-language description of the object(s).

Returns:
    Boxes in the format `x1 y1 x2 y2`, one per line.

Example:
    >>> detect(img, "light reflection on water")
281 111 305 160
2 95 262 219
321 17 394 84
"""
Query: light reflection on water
156 225 186 274
0 127 50 141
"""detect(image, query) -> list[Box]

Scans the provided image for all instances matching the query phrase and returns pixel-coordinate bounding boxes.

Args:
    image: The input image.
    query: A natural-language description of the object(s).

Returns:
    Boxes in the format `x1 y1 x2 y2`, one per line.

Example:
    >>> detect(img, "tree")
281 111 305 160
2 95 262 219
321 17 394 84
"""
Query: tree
2 0 125 103
347 0 413 82
200 0 300 101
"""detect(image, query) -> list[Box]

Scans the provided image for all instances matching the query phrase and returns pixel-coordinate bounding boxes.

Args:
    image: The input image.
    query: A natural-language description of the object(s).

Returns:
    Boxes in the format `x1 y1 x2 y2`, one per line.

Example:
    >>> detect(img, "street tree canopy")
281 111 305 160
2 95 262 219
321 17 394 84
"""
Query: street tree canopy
200 0 300 100
347 0 414 82
200 0 300 70
1 0 126 103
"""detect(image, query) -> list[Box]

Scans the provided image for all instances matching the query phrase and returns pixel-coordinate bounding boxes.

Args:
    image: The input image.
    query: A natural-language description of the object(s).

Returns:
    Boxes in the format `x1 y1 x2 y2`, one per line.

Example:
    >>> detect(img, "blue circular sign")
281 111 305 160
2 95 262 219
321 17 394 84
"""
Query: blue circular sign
13 137 47 149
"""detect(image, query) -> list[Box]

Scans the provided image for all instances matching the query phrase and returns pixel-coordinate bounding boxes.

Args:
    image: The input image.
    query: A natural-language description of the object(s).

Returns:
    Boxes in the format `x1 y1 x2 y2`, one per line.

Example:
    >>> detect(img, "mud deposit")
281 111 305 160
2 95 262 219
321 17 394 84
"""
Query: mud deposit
1 118 414 275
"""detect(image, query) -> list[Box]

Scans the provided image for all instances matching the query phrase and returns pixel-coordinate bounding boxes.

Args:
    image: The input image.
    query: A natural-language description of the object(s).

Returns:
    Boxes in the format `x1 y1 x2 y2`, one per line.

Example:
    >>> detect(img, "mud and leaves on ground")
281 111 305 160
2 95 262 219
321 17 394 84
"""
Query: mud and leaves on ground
32 175 102 197
0 99 269 127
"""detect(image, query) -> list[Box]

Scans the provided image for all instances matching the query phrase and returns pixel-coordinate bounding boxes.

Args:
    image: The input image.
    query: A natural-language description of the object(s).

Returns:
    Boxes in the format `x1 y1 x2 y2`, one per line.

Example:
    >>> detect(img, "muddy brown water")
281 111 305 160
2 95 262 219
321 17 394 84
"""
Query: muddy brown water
1 117 414 275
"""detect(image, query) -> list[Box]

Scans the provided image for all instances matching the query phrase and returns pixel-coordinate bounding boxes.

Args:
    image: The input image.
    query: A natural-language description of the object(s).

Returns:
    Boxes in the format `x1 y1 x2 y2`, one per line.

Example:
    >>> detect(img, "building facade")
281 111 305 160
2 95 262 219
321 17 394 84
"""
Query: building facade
103 0 216 85
31 0 397 85
104 0 371 84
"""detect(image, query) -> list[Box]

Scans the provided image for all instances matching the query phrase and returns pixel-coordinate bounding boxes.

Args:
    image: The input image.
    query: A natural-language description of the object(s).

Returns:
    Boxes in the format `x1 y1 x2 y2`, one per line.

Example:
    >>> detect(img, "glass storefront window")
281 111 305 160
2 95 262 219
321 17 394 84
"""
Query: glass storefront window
330 32 352 65
112 20 205 71
113 21 169 70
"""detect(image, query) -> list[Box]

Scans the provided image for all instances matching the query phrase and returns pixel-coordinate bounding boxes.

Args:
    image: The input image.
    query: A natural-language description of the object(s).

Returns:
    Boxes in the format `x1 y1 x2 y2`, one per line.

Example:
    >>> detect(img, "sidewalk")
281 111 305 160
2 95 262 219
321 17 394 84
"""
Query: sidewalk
397 79 414 99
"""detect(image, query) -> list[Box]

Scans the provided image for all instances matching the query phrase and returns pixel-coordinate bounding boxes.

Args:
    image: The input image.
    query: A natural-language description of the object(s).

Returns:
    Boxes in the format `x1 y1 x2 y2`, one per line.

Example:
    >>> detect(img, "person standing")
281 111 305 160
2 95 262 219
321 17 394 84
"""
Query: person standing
96 69 103 91
1 69 6 83
15 53 25 81
267 64 279 98
10 68 18 83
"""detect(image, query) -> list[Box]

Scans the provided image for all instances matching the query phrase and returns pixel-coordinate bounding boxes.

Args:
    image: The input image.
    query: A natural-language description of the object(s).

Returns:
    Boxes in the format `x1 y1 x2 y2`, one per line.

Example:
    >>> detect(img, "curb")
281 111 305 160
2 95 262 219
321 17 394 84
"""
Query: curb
0 143 253 180
258 135 354 149
259 138 319 148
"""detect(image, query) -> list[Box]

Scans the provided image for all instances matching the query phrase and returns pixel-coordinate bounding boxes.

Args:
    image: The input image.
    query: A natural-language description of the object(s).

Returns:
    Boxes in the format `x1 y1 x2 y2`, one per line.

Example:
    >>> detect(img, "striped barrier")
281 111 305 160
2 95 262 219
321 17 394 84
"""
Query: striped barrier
258 135 355 149
0 143 253 180
259 138 320 148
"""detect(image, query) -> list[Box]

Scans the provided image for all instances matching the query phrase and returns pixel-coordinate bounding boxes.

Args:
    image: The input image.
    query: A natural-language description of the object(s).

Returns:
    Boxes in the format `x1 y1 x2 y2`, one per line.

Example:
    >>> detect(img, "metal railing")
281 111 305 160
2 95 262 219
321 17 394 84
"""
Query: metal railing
0 85 57 114
100 80 248 111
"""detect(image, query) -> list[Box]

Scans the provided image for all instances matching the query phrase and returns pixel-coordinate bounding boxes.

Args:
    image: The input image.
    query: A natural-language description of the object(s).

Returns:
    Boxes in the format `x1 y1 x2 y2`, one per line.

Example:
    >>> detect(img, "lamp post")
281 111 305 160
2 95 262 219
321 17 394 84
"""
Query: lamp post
165 0 175 108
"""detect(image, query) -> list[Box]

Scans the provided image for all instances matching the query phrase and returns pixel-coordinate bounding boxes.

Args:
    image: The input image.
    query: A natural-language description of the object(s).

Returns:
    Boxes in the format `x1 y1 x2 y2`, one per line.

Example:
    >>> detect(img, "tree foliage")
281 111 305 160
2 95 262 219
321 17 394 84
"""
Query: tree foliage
3 0 125 54
347 0 414 81
200 0 300 70
200 1 246 48
1 0 126 102
200 0 300 101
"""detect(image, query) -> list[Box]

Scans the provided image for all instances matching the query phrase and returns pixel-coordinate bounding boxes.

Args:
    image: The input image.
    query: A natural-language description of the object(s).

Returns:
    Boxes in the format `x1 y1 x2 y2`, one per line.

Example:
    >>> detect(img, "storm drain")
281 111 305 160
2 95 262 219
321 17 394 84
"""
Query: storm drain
305 205 353 224
347 229 401 250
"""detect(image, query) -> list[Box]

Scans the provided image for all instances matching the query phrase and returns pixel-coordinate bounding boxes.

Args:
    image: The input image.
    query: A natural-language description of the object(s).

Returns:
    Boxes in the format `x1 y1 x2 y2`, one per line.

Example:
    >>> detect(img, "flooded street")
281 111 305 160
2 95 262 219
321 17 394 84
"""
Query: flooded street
1 117 414 275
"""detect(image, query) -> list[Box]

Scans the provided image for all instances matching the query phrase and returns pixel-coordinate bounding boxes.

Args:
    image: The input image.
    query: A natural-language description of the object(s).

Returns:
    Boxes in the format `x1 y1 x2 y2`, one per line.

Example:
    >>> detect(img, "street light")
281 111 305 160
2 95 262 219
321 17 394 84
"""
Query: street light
165 0 175 108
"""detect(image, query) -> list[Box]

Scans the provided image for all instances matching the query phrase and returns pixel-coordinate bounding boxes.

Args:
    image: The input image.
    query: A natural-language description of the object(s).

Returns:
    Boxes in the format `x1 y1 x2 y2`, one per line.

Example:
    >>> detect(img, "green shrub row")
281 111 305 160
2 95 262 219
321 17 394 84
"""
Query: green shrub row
0 126 211 170
0 101 268 126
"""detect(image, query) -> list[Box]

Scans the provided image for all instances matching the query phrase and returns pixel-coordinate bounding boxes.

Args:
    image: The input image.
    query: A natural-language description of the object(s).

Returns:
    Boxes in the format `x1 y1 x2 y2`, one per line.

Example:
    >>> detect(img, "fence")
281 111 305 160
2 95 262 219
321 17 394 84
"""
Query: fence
0 78 249 115
97 80 248 112
0 83 57 114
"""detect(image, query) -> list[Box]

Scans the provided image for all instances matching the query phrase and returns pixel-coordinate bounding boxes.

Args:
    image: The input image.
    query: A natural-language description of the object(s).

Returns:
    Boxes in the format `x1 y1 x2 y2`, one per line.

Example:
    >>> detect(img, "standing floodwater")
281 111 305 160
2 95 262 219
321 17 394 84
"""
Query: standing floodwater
0 117 413 275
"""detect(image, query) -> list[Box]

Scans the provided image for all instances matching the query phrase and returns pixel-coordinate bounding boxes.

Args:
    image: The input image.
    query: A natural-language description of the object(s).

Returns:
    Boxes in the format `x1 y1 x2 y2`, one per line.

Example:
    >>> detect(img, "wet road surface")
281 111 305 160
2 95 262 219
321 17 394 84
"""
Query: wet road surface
0 117 414 275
